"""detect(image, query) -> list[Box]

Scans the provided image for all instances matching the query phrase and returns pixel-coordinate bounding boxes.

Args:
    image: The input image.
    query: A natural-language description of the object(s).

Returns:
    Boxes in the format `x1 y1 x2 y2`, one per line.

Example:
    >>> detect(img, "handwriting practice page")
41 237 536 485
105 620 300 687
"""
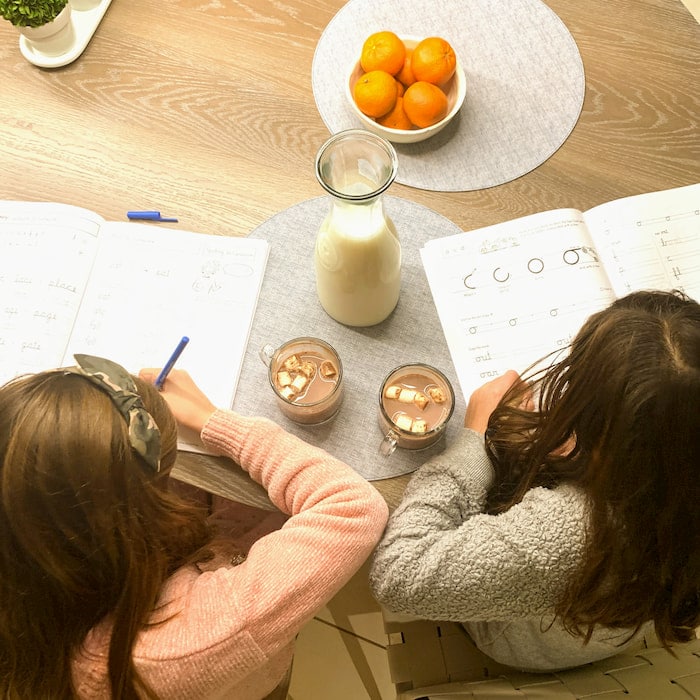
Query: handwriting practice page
0 201 269 446
0 203 104 386
584 183 700 301
64 222 269 412
421 209 616 401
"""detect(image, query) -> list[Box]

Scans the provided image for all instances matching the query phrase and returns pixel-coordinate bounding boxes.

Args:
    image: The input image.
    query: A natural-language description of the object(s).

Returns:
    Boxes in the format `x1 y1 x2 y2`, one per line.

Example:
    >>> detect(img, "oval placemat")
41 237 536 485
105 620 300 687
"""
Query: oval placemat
233 196 465 482
312 0 585 192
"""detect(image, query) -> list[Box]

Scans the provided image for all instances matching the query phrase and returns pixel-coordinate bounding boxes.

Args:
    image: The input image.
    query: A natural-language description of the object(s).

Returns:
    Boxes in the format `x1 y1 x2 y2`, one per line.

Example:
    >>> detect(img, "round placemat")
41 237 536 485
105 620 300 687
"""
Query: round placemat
312 0 585 192
233 196 465 482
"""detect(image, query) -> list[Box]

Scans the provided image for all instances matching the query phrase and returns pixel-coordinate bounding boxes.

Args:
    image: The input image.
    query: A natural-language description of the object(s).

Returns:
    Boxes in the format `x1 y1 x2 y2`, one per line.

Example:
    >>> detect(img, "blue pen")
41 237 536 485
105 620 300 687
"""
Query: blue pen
127 210 179 223
154 336 190 390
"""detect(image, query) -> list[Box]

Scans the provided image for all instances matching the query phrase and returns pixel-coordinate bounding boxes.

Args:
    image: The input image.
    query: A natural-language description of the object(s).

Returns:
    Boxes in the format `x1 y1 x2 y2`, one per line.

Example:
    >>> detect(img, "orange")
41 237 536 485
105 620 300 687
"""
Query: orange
411 37 457 85
403 81 448 128
360 31 406 76
353 70 398 118
396 48 415 88
376 96 413 130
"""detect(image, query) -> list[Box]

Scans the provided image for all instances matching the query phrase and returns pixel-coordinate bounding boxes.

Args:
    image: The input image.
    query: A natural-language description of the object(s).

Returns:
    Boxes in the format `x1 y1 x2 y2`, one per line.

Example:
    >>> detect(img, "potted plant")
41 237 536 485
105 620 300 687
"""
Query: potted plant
0 0 71 41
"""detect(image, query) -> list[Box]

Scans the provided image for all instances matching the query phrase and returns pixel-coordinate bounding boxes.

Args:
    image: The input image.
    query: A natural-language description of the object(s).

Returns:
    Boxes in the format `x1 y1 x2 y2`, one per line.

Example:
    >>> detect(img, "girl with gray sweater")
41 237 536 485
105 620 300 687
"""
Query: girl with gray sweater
370 290 699 671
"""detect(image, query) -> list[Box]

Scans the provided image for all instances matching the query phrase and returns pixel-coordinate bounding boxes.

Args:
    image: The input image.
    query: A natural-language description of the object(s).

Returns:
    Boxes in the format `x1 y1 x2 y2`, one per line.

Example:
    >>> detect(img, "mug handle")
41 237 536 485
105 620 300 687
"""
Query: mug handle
259 343 275 367
379 429 399 457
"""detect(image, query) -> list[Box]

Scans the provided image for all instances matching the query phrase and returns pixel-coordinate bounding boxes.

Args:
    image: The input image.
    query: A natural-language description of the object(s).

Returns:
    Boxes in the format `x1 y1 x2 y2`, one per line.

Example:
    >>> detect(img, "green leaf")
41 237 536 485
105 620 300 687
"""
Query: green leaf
0 0 68 27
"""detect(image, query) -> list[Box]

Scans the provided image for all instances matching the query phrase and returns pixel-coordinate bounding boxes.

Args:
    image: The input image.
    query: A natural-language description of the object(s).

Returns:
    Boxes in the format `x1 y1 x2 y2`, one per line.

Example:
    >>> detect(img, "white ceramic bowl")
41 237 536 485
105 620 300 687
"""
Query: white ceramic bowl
346 36 466 144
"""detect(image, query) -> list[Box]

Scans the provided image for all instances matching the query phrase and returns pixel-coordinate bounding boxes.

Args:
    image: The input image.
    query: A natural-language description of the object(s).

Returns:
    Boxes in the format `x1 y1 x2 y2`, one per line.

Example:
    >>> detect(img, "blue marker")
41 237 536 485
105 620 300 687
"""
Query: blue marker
154 336 189 390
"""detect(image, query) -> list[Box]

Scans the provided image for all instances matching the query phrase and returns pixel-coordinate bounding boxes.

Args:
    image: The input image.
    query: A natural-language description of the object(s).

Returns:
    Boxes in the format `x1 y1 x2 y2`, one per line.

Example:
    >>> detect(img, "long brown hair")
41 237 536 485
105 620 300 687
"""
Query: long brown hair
0 371 214 698
485 290 700 646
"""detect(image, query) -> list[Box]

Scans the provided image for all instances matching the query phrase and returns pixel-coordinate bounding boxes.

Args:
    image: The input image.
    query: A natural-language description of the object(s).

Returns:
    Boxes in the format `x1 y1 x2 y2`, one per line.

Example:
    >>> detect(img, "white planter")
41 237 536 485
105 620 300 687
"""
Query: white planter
18 0 112 68
19 3 72 42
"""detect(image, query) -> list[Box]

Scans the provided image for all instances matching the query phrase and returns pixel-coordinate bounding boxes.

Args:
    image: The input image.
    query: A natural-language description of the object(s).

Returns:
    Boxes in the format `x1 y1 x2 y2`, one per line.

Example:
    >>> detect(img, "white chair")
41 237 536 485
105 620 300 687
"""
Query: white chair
382 610 700 699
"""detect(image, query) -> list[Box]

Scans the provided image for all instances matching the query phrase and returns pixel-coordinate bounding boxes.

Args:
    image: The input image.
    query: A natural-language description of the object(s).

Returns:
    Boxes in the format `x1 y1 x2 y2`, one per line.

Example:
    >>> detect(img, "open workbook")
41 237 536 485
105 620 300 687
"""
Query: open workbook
420 183 700 401
0 201 269 452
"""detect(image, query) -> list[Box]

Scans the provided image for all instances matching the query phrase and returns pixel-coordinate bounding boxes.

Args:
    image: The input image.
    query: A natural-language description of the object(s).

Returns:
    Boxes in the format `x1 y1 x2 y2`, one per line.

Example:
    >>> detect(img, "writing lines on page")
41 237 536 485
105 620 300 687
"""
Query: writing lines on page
0 209 103 384
455 301 602 385
64 224 269 411
421 210 616 400
594 214 699 299
584 184 700 301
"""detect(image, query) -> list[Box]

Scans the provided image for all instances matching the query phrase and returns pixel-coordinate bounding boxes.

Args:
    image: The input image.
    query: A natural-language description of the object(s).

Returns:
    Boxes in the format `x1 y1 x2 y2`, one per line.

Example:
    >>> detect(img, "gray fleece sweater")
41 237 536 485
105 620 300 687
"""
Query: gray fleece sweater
369 429 650 671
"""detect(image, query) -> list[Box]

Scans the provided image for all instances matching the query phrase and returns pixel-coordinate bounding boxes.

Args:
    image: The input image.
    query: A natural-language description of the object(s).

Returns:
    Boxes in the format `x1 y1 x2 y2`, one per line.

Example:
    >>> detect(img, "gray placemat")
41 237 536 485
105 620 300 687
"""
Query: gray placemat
312 0 585 192
233 196 465 481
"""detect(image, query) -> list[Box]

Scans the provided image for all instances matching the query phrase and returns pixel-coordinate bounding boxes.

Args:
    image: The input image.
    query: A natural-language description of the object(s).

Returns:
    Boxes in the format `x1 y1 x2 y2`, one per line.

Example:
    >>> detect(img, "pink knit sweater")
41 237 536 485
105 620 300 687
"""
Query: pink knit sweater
72 410 389 699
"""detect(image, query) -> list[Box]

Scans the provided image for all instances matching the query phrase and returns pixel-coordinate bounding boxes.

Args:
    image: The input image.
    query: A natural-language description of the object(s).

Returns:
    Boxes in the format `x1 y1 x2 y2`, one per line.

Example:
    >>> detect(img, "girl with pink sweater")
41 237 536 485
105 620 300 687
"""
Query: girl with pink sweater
0 356 388 698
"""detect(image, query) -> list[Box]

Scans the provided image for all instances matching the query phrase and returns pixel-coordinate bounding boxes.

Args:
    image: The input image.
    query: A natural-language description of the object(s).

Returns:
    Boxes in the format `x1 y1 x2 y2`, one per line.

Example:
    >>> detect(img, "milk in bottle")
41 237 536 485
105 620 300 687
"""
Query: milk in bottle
314 130 401 327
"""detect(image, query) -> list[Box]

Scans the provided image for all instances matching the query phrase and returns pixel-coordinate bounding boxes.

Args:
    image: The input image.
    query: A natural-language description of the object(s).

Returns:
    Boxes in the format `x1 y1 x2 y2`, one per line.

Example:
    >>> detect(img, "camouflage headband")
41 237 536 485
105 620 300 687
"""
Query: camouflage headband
64 354 162 472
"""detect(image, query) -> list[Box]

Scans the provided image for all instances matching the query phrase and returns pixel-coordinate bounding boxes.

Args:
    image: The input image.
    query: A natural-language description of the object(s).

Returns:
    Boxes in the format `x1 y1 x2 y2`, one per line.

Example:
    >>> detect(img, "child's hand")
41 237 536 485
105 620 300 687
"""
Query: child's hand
139 368 217 434
464 370 523 434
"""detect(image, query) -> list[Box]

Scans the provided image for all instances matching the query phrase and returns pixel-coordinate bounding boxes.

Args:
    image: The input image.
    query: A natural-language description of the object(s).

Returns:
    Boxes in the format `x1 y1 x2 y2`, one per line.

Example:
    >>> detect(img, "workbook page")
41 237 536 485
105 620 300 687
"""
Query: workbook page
64 223 270 420
584 183 700 301
421 208 616 401
0 202 103 385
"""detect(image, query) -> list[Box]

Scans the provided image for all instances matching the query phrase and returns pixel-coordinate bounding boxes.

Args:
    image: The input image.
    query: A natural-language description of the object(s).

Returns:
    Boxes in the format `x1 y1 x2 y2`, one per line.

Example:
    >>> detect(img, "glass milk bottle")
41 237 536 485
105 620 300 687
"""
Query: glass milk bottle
314 129 401 327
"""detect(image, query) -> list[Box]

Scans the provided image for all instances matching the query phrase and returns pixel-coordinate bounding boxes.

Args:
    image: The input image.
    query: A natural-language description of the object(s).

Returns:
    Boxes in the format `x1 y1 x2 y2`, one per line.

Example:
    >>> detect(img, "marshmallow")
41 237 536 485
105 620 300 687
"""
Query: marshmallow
428 386 447 403
320 360 337 379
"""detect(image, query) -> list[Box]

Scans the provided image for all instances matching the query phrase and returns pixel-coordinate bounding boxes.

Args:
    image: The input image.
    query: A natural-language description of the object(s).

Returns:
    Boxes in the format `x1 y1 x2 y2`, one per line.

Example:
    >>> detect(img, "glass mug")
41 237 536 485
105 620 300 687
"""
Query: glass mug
260 337 343 425
378 363 455 457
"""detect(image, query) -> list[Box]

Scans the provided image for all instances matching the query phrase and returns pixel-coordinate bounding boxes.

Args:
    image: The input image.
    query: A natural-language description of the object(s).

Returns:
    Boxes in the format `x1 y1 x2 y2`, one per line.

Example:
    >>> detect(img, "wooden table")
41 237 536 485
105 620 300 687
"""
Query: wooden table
1 0 698 511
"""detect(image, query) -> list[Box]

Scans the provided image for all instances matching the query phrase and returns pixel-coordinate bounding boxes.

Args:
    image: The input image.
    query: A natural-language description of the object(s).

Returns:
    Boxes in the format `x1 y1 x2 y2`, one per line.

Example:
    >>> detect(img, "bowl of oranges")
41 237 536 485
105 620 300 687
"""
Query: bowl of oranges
347 31 466 144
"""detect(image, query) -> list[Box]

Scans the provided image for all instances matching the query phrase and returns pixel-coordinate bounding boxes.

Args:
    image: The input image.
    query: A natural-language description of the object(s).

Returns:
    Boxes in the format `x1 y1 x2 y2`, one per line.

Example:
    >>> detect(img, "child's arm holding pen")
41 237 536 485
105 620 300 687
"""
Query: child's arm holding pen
139 366 217 435
154 336 189 390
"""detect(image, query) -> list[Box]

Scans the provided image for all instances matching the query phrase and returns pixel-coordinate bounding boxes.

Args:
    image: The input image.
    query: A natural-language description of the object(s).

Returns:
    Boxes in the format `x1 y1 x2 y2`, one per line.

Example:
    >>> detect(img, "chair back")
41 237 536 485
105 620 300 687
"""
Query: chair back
383 611 700 699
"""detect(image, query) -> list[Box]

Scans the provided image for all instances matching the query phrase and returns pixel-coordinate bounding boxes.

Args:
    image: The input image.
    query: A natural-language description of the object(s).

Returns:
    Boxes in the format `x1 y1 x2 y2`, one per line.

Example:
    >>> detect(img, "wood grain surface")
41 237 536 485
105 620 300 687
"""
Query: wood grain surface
1 0 698 510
